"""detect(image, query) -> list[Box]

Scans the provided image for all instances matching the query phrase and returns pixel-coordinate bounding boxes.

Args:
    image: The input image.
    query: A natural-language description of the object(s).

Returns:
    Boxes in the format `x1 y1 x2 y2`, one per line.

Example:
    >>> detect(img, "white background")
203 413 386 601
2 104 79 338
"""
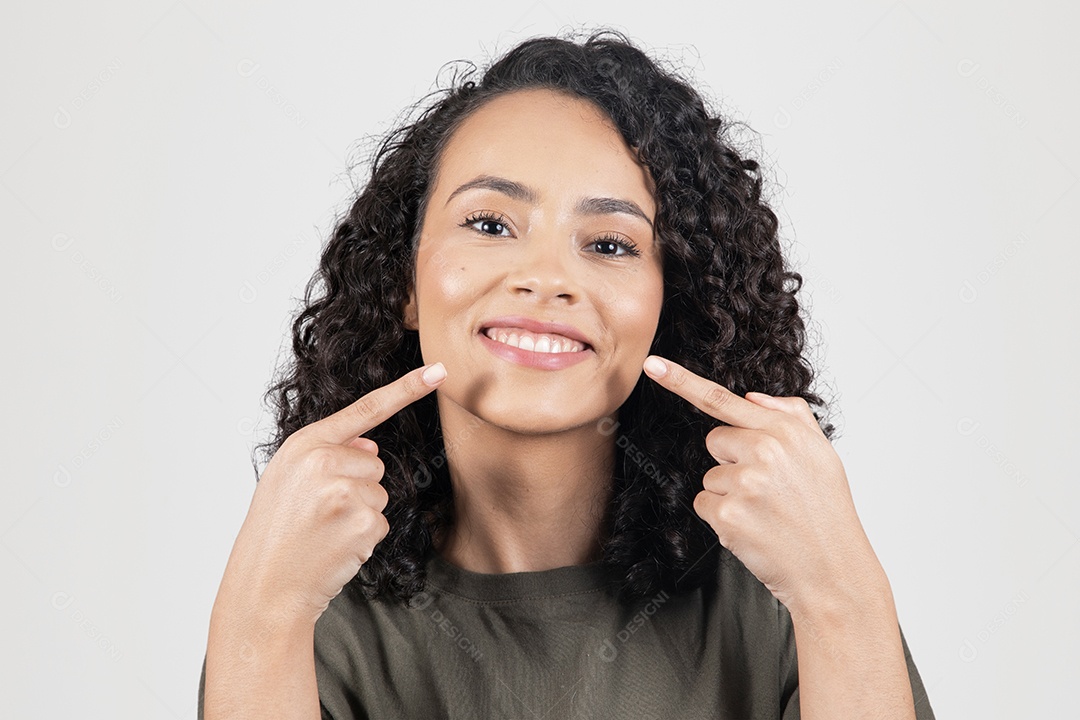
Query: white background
3 1 1077 717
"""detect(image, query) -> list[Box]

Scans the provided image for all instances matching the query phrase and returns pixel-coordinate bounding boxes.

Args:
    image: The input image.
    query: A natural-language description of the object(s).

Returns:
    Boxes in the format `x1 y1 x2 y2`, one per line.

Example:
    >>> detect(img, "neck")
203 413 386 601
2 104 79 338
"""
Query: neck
432 398 616 574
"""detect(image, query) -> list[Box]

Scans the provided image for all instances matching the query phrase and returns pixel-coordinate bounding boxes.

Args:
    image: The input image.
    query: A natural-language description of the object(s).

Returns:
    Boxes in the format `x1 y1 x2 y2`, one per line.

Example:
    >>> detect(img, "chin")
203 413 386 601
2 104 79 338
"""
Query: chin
475 398 600 436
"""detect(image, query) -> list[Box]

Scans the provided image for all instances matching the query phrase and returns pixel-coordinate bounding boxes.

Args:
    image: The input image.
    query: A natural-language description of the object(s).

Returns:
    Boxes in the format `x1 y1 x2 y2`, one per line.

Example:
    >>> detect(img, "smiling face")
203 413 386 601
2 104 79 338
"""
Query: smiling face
403 87 664 435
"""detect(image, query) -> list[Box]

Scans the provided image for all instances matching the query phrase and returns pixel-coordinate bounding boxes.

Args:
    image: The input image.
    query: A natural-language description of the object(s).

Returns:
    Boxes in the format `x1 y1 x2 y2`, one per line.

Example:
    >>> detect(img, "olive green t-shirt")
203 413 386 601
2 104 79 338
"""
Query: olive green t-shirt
198 547 935 719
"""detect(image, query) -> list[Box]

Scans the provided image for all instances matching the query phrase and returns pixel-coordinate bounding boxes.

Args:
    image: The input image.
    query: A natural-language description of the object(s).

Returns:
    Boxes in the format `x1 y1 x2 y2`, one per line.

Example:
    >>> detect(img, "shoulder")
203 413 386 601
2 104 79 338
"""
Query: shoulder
312 579 409 718
702 545 787 625
314 578 402 656
657 546 792 656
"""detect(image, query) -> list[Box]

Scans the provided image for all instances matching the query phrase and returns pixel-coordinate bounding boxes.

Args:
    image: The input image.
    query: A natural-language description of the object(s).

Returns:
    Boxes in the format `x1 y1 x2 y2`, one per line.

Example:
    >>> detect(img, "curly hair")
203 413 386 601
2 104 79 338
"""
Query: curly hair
259 28 837 607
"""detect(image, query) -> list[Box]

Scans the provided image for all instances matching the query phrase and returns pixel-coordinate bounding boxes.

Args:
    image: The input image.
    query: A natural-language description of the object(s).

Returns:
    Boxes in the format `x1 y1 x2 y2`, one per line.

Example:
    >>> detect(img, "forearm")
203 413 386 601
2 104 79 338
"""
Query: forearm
203 597 321 720
788 568 916 720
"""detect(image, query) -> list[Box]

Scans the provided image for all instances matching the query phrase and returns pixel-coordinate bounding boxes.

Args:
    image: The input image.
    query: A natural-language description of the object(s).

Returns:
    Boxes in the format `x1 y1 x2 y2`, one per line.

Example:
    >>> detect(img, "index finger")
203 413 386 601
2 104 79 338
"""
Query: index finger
308 362 446 444
642 355 770 430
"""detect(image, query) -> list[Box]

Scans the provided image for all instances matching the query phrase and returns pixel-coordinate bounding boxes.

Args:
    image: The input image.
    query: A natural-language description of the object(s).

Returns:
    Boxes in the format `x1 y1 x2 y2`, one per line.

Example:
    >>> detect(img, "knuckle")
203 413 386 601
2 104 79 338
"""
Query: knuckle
702 386 731 413
704 426 727 455
715 498 740 527
368 454 386 481
368 482 390 513
321 478 357 514
734 469 760 499
348 396 383 426
702 465 726 492
356 518 390 569
754 434 784 462
692 490 711 516
358 505 390 539
776 418 806 449
405 370 426 396
277 431 307 461
304 446 337 476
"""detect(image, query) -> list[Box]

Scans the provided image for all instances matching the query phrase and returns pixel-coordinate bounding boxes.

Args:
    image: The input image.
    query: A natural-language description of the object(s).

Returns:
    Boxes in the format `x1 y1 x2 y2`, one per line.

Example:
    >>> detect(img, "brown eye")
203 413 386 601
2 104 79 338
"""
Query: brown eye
478 219 506 235
462 212 511 237
591 234 642 258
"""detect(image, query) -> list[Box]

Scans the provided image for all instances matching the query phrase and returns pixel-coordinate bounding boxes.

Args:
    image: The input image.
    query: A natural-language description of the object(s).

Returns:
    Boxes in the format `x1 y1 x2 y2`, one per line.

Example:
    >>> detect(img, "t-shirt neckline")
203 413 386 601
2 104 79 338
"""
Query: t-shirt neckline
424 551 614 602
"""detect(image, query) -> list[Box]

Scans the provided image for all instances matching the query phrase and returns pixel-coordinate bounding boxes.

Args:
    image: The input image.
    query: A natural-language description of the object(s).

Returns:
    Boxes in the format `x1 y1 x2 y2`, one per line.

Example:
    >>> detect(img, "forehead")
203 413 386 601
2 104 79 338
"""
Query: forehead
433 88 657 213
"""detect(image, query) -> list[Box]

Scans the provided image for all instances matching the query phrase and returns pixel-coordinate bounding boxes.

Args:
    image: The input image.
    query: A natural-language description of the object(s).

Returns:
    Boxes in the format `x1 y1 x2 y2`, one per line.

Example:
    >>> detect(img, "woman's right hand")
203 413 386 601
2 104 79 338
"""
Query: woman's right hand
213 362 447 628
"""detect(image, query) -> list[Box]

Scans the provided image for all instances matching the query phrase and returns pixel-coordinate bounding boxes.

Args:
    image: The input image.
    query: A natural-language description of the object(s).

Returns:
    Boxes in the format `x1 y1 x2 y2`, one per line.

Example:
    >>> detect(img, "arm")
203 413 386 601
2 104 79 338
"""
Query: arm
787 564 916 720
200 364 444 719
202 593 321 720
640 356 923 719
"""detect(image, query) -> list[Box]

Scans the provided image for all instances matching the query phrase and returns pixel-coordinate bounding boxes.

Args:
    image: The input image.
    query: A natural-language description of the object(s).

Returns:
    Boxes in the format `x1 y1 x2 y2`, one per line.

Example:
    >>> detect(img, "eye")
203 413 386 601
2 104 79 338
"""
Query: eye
591 234 642 258
461 211 512 237
461 211 643 258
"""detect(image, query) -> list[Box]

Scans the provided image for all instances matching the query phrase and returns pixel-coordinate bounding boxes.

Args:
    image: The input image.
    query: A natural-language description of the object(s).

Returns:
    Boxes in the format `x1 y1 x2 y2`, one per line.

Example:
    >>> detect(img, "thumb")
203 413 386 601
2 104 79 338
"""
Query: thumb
347 436 379 454
745 391 783 409
746 392 820 431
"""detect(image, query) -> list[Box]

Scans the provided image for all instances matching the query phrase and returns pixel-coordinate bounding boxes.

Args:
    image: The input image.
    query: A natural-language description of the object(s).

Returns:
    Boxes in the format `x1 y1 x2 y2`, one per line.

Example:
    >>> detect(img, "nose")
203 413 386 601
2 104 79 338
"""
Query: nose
504 232 583 302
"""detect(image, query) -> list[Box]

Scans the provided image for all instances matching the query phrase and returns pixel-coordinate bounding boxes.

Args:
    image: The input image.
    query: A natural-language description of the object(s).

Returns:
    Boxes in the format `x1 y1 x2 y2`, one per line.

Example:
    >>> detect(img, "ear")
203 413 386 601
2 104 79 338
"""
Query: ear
402 285 418 331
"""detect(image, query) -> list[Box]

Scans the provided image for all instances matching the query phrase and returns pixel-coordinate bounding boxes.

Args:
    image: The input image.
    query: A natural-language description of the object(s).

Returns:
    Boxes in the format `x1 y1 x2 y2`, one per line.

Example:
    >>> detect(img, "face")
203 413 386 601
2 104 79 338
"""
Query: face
403 87 664 435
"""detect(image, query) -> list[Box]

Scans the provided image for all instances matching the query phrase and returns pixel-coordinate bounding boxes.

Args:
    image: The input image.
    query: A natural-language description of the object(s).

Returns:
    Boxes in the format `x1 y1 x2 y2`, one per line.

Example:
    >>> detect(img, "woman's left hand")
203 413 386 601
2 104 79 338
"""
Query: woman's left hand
642 354 886 619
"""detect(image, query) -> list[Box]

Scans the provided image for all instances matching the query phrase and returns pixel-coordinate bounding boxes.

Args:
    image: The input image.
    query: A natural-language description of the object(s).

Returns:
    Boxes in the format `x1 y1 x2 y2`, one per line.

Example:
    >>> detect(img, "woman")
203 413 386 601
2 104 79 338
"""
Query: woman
200 29 935 719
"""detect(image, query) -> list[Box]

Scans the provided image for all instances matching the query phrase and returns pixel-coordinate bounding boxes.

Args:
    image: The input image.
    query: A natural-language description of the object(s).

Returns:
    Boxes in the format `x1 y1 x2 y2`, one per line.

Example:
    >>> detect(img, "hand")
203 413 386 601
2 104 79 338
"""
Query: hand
642 355 883 619
215 362 447 627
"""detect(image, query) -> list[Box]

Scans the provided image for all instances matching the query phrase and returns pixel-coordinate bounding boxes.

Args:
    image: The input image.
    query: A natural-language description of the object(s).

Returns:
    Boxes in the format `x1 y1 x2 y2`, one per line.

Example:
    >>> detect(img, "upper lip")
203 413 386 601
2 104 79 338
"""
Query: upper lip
480 315 593 349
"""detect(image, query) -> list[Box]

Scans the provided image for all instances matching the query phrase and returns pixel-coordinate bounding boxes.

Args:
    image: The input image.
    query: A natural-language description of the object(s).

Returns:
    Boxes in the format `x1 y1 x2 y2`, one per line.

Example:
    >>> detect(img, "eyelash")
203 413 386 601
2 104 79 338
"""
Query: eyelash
460 211 642 258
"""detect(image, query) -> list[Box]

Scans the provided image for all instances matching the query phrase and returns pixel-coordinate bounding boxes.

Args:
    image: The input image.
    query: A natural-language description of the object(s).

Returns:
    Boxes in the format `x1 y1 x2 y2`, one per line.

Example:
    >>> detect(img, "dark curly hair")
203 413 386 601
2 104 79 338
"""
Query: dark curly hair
259 28 837 607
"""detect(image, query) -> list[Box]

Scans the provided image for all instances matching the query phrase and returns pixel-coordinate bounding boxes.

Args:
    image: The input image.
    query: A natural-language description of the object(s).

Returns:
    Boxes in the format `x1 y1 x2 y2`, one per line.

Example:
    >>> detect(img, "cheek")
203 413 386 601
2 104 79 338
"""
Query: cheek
613 276 664 349
416 249 478 315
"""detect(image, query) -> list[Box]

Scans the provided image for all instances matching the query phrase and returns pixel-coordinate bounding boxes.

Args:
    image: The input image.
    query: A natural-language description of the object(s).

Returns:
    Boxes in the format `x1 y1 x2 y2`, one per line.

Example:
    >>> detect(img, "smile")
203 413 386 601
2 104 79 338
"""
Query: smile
477 327 593 370
483 327 586 354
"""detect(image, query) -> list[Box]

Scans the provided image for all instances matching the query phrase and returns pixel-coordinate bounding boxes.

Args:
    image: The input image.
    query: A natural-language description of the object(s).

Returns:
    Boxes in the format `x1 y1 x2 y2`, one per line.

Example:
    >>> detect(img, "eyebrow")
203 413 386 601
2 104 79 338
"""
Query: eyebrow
444 174 654 230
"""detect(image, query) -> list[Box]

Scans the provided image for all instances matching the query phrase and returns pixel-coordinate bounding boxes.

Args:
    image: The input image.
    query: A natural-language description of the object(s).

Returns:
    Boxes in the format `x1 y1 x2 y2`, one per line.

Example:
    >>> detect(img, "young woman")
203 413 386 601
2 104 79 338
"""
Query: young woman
200 29 935 719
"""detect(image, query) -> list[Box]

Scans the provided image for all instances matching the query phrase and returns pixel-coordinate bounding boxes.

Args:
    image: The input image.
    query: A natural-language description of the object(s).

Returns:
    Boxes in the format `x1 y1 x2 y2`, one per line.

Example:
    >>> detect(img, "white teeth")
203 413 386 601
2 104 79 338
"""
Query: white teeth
484 327 586 353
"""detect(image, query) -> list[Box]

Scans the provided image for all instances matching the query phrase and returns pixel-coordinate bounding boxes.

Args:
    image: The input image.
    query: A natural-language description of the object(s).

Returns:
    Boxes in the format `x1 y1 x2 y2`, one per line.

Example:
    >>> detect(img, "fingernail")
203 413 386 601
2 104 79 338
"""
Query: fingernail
643 356 667 377
422 362 446 385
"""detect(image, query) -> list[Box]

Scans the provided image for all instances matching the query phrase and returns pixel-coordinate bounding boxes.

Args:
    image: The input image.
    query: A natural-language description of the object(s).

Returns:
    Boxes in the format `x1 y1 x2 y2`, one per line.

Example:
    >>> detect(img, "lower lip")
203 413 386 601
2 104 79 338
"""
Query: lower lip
478 330 594 370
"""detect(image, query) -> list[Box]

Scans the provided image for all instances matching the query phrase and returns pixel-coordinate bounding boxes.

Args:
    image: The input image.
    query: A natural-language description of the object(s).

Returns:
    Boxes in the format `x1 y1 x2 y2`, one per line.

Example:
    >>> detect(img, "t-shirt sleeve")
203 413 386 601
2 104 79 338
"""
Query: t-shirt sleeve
778 615 936 720
901 626 936 720
778 601 799 717
198 653 205 720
